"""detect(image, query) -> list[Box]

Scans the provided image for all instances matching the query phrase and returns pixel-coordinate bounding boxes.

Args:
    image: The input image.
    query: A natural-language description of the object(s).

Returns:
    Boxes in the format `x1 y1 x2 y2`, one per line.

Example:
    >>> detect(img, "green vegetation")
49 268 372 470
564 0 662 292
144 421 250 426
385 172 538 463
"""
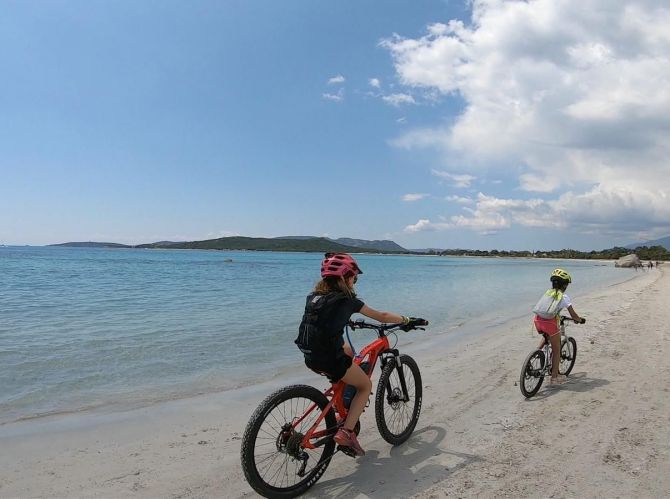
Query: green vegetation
51 237 670 260
426 245 670 260
136 236 406 254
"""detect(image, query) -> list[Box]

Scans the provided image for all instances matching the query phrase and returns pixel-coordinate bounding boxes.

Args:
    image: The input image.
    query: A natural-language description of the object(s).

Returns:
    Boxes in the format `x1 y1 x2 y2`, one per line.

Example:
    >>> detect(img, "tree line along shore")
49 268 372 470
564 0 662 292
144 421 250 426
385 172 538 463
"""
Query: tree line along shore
425 245 669 261
49 237 670 261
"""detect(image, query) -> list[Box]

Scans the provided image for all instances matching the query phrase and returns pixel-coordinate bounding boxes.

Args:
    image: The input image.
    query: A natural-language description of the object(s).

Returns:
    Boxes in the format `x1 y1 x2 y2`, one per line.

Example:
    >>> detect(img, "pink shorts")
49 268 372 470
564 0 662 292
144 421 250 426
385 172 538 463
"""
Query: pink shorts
534 315 559 336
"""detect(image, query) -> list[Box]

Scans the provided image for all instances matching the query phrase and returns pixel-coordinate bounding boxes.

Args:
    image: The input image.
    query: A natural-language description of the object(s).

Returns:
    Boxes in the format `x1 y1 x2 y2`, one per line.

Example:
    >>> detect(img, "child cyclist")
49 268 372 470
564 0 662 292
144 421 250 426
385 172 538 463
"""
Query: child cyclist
532 268 586 385
295 253 427 456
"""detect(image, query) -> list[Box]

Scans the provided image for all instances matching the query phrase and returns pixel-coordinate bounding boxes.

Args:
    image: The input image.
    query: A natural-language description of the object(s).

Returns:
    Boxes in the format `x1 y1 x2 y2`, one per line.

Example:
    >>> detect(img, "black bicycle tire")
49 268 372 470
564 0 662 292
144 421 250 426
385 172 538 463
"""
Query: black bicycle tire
519 349 545 398
558 337 577 376
240 384 336 498
374 354 423 445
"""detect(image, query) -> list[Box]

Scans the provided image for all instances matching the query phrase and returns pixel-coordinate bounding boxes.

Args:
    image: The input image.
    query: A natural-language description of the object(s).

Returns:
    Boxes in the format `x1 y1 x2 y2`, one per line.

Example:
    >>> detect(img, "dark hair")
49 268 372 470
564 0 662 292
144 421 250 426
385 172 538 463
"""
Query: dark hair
551 277 569 290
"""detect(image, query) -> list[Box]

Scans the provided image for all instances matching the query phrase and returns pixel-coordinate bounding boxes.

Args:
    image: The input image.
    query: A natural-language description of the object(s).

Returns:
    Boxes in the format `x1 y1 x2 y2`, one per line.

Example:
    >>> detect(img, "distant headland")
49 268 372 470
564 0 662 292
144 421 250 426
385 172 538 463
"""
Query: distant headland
48 235 670 260
49 237 406 254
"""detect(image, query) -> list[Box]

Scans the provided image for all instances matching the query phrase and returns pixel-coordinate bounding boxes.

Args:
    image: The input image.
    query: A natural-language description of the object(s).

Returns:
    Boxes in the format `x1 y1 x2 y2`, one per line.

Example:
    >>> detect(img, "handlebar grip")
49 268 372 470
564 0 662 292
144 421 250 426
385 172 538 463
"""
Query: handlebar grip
400 317 429 331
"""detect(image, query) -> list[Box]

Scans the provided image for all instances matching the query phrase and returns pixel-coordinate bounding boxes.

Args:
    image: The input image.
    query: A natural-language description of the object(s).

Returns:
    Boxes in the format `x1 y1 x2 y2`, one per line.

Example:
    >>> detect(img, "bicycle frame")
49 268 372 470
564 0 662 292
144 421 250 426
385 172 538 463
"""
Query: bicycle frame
296 323 406 450
538 318 570 376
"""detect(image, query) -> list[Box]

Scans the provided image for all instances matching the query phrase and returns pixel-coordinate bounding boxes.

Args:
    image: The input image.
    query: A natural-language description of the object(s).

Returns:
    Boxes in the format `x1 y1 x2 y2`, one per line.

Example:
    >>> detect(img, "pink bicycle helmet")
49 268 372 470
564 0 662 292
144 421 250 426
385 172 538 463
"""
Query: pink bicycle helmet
321 252 363 278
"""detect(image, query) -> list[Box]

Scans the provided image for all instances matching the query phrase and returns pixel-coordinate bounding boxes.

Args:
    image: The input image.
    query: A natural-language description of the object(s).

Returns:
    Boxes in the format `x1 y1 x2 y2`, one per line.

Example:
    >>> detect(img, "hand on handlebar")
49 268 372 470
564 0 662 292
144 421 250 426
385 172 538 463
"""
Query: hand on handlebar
401 317 429 331
560 316 586 325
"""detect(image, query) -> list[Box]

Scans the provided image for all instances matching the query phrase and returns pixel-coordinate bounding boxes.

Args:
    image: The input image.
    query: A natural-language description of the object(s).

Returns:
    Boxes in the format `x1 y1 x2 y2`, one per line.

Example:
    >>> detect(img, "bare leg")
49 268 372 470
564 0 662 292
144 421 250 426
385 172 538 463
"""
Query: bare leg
340 363 372 430
549 333 561 378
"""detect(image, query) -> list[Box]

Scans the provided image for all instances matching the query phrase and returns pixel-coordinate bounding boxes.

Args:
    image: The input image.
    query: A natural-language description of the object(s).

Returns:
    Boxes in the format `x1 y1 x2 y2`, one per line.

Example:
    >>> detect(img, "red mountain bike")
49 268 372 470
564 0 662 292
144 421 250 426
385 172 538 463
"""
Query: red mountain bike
240 319 427 498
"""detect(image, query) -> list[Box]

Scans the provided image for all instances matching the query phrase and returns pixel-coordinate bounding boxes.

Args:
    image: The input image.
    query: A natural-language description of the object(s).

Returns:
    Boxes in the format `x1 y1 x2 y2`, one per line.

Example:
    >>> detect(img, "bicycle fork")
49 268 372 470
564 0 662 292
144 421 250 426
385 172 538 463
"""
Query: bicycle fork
381 349 410 403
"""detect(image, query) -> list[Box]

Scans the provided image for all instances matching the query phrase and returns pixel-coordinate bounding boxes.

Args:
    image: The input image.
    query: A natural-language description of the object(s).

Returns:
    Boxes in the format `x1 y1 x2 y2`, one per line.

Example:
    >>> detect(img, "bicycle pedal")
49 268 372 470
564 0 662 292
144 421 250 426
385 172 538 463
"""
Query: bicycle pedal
337 445 358 458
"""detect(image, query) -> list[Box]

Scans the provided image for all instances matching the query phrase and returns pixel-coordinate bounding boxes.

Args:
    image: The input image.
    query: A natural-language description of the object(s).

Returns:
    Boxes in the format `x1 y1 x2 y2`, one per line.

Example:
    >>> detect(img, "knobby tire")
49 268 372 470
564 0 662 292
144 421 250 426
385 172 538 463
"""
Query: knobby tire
559 337 577 376
374 354 423 445
520 349 546 398
240 384 336 498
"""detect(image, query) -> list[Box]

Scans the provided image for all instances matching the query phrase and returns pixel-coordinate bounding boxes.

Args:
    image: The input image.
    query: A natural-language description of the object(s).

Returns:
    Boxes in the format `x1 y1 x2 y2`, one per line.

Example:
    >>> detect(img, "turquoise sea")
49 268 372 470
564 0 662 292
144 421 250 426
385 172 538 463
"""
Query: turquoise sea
0 246 632 424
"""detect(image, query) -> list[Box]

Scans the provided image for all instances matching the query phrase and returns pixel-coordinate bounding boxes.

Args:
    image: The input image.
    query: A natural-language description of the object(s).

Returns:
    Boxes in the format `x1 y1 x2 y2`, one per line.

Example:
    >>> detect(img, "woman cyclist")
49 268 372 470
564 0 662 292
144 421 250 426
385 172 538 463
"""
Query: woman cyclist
294 252 426 456
532 268 586 385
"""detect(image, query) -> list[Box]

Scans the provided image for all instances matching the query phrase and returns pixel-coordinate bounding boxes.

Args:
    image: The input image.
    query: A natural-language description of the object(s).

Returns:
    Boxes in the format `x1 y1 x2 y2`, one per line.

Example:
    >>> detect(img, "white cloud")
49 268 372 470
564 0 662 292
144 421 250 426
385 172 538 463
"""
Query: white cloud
369 78 381 88
322 88 344 102
382 93 416 106
406 187 670 236
384 0 670 238
432 169 476 188
404 219 448 233
396 117 407 124
402 193 428 202
446 195 474 204
328 74 345 85
518 173 561 193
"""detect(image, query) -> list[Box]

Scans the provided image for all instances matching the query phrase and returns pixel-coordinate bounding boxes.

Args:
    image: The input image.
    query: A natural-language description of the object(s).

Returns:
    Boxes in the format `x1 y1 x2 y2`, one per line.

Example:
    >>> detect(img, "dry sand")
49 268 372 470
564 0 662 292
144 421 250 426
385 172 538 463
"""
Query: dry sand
1 265 668 498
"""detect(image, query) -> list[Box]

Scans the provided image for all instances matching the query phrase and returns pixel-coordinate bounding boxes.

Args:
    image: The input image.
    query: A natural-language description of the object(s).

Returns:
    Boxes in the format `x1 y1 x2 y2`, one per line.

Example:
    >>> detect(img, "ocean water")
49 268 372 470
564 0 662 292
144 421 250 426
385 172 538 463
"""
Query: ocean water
0 246 633 424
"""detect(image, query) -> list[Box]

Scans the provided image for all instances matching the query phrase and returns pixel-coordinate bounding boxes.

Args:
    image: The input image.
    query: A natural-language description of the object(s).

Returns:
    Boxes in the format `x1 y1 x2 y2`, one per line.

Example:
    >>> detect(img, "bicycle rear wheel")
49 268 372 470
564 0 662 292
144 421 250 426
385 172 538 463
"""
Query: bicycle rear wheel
240 384 337 498
375 354 422 445
519 349 545 398
559 337 577 375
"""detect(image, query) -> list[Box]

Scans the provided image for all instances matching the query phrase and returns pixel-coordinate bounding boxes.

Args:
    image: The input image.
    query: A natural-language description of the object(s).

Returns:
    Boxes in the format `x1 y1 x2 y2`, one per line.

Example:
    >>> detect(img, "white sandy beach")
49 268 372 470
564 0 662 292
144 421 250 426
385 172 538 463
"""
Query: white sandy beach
1 265 668 498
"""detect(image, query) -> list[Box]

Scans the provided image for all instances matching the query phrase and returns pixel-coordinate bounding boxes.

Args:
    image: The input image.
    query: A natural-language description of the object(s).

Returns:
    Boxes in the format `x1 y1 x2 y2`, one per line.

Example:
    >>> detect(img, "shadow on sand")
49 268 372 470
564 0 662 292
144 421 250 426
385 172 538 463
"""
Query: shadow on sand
305 424 481 498
524 371 610 401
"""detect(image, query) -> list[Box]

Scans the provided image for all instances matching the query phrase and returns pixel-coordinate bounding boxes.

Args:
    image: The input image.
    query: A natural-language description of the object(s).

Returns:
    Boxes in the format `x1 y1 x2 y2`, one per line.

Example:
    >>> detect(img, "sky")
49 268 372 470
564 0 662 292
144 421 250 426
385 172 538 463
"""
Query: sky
2 0 670 251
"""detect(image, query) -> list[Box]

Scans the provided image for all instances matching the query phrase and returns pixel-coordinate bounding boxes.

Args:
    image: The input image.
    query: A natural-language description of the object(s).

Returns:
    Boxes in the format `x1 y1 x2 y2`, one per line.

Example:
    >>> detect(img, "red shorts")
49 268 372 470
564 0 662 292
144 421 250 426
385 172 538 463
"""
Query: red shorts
534 315 559 336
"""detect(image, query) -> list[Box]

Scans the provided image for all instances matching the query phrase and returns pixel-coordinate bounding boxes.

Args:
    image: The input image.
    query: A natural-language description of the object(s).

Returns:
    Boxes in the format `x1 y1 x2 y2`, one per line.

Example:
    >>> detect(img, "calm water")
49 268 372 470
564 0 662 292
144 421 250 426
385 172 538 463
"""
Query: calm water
0 246 631 423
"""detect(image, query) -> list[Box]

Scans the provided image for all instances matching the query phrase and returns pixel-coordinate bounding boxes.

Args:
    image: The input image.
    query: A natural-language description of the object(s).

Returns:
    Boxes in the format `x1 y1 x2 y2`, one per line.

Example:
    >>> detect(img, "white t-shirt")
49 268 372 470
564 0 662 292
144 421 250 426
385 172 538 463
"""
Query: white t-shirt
556 292 572 310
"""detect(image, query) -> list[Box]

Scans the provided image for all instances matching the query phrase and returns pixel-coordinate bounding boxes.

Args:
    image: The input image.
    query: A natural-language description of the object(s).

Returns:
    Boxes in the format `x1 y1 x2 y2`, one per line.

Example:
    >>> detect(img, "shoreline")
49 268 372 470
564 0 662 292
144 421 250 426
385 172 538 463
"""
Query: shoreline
2 267 668 497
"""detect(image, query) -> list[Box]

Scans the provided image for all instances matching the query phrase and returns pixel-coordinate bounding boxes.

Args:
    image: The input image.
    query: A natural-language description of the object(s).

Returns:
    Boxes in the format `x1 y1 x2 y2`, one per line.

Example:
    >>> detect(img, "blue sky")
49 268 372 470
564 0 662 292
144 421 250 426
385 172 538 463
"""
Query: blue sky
2 0 669 250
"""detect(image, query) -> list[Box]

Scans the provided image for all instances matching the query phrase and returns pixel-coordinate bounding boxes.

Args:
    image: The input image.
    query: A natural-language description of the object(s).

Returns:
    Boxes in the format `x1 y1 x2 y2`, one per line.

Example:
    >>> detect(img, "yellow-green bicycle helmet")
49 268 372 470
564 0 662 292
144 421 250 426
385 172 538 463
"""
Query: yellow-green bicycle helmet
550 268 572 283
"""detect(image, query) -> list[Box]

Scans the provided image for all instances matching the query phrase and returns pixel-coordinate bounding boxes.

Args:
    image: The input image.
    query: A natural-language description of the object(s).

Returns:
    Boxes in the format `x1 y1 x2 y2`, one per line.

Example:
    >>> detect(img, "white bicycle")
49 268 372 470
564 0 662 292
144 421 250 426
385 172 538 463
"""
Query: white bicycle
519 316 583 398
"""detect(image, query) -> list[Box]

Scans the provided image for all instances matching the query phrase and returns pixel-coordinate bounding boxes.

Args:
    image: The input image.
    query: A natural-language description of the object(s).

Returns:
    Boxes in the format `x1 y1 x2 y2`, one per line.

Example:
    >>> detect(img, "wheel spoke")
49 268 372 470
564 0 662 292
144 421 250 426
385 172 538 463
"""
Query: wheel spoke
242 386 337 496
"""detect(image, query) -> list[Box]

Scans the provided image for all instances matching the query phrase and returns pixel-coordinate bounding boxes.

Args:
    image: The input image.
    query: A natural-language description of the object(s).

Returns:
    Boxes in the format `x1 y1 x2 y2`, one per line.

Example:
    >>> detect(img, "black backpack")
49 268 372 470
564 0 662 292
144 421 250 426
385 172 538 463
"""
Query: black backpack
294 292 346 355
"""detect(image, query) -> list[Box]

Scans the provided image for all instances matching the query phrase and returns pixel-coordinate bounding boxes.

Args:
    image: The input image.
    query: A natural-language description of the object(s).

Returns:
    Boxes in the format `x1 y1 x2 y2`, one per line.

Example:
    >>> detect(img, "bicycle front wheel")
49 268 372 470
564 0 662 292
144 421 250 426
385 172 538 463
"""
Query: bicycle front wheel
520 349 545 398
559 337 577 375
375 354 422 445
240 384 337 498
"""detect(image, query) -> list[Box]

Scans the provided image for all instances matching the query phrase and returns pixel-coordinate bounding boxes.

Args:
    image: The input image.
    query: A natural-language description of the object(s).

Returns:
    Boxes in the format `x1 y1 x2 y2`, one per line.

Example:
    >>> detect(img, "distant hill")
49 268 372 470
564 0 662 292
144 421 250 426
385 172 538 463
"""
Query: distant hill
275 236 318 240
626 235 670 250
275 236 406 252
137 236 405 254
148 240 182 246
49 242 131 248
330 238 406 252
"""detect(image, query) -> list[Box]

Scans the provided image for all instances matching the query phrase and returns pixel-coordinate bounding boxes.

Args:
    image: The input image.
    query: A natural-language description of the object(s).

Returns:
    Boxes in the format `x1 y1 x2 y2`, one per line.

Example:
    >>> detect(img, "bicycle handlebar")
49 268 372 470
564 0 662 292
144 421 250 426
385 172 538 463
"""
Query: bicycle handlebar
348 319 427 332
560 316 586 325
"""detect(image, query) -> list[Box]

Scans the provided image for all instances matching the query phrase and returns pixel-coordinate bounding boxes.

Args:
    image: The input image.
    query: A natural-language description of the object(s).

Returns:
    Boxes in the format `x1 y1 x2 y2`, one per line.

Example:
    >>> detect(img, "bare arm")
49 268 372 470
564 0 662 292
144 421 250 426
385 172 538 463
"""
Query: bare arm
359 304 405 324
566 304 582 322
